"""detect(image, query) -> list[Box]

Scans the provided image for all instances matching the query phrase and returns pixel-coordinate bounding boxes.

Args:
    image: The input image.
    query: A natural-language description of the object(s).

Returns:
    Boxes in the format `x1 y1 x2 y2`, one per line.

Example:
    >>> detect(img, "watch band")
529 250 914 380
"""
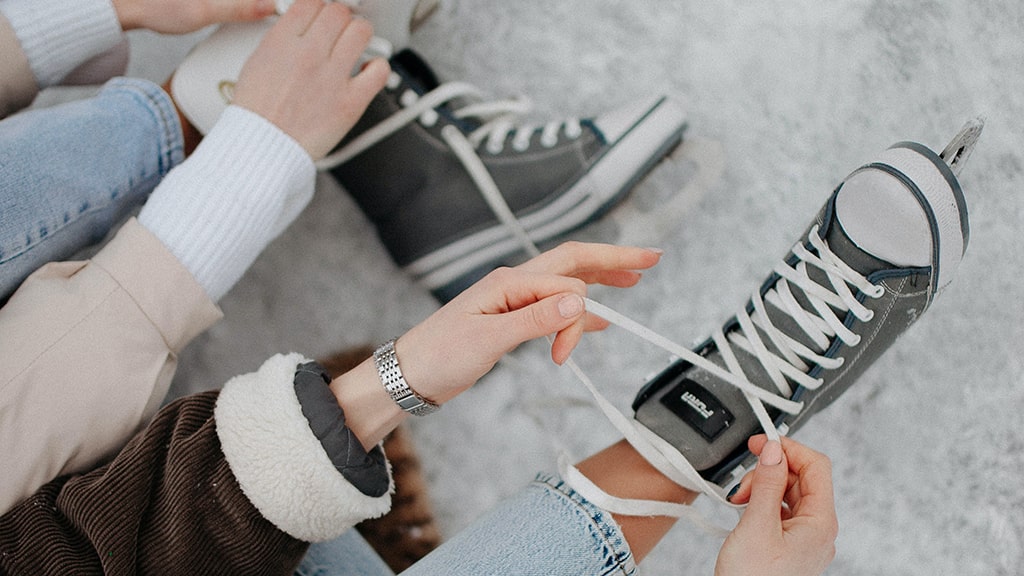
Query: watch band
374 339 440 416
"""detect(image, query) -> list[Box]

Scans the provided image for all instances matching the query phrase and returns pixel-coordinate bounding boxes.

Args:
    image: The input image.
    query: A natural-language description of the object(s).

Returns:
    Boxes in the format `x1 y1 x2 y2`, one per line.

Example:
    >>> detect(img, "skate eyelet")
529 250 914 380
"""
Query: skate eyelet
512 132 533 152
400 90 418 108
419 109 439 127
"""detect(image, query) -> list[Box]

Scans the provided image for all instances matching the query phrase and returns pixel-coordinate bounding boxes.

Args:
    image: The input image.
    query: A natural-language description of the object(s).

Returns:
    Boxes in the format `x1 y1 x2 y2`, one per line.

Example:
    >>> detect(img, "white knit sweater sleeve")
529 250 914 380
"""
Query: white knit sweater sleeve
138 105 316 302
0 0 124 87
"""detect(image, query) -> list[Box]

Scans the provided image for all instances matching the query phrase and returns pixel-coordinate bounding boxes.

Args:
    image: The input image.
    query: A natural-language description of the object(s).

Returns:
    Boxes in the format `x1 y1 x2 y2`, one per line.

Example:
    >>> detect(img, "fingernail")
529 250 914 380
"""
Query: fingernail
726 483 741 502
558 294 584 318
645 247 664 255
760 440 783 466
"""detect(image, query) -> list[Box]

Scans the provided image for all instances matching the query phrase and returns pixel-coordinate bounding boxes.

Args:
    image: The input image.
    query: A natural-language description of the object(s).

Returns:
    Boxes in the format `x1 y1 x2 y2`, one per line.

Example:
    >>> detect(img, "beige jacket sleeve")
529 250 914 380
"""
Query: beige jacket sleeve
0 218 223 513
0 12 38 118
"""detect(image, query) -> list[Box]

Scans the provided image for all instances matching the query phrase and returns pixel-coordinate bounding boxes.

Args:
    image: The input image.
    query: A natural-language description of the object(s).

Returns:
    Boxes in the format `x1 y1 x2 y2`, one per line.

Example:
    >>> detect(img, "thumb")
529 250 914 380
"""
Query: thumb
737 440 789 534
502 292 585 348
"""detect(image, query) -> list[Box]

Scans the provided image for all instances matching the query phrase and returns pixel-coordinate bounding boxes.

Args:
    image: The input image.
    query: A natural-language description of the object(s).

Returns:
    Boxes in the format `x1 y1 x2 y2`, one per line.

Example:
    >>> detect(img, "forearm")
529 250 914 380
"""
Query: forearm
328 353 408 452
0 13 35 117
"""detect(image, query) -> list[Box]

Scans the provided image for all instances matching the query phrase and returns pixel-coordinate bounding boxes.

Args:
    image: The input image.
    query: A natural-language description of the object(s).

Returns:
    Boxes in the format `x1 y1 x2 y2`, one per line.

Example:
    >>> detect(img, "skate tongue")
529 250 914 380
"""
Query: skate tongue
823 212 896 279
833 167 933 270
391 49 441 94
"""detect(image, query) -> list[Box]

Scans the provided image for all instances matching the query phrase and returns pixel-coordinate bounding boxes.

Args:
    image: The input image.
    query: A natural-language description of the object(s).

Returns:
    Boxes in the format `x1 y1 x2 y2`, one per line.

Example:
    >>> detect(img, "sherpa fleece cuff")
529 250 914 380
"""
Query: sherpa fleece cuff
215 353 394 542
0 0 123 87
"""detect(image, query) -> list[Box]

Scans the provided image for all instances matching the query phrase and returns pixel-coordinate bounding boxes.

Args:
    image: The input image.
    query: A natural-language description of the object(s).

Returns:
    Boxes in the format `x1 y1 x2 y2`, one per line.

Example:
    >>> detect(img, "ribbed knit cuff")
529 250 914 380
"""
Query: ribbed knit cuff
138 105 315 302
0 0 124 87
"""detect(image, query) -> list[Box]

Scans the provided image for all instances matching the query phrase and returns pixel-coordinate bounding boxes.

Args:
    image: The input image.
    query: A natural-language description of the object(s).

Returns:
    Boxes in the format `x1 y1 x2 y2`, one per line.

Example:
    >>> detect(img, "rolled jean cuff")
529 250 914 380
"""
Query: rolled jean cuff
401 470 637 575
531 472 638 576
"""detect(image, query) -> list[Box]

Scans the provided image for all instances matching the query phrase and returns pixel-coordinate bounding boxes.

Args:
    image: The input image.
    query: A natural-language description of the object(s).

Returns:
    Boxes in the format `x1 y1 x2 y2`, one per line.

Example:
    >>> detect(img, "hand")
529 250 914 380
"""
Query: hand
230 0 389 160
715 436 838 576
112 0 277 33
395 242 663 405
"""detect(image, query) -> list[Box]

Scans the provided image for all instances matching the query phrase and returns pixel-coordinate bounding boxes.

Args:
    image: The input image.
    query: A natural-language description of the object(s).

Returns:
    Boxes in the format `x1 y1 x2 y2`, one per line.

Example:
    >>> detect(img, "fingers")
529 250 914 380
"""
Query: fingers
305 2 353 52
734 439 790 536
488 242 662 362
276 0 323 35
716 437 838 576
347 56 391 104
777 440 837 534
517 242 662 285
729 436 838 539
211 0 278 23
480 289 587 365
449 266 593 364
237 0 386 159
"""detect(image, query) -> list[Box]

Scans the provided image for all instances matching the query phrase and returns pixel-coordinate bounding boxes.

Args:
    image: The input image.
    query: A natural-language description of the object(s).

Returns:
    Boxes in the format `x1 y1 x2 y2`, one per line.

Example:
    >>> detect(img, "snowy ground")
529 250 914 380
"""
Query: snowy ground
108 1 1024 574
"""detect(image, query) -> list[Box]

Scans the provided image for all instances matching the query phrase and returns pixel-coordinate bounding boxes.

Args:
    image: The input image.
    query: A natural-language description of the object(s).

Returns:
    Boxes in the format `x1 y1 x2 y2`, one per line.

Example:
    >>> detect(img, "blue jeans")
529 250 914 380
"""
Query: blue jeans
297 472 637 576
0 77 183 301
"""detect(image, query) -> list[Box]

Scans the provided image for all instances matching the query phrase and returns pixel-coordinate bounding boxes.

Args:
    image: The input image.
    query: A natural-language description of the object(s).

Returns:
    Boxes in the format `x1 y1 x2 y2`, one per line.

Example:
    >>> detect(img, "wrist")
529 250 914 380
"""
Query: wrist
329 356 407 452
1 0 124 86
374 339 440 416
109 0 141 30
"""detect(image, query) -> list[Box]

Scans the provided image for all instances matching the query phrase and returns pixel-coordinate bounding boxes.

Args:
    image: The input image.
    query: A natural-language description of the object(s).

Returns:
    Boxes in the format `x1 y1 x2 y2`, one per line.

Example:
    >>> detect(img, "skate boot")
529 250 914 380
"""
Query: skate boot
325 49 686 301
629 119 982 491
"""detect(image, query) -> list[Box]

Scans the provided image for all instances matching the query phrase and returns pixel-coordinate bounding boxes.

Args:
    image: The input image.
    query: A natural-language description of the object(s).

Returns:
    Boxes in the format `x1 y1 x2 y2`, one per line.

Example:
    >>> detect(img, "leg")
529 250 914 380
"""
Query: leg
0 77 184 301
574 440 697 562
295 530 395 576
400 442 696 575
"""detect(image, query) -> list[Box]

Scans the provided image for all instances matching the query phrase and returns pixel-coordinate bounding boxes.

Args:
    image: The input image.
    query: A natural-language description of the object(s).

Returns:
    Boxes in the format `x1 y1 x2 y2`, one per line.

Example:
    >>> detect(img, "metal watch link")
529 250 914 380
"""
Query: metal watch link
373 339 440 416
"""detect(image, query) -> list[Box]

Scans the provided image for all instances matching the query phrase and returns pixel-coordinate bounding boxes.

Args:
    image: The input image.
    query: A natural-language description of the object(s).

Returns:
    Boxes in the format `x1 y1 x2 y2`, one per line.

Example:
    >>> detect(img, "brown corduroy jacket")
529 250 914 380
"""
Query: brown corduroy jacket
0 353 394 575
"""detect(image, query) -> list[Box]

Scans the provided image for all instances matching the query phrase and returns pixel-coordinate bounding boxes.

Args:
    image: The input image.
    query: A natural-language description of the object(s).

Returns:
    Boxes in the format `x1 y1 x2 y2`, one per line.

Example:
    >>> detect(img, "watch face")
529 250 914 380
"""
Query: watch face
660 378 735 441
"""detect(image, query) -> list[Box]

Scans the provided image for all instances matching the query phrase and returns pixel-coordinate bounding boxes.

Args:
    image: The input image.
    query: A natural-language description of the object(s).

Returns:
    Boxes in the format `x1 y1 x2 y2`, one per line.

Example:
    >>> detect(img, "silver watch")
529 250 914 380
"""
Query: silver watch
374 339 440 416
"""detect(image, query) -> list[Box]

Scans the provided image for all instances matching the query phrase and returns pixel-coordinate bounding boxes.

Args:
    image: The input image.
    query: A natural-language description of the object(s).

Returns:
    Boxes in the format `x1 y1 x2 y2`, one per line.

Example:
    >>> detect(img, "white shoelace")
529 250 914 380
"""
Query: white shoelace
315 70 583 172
